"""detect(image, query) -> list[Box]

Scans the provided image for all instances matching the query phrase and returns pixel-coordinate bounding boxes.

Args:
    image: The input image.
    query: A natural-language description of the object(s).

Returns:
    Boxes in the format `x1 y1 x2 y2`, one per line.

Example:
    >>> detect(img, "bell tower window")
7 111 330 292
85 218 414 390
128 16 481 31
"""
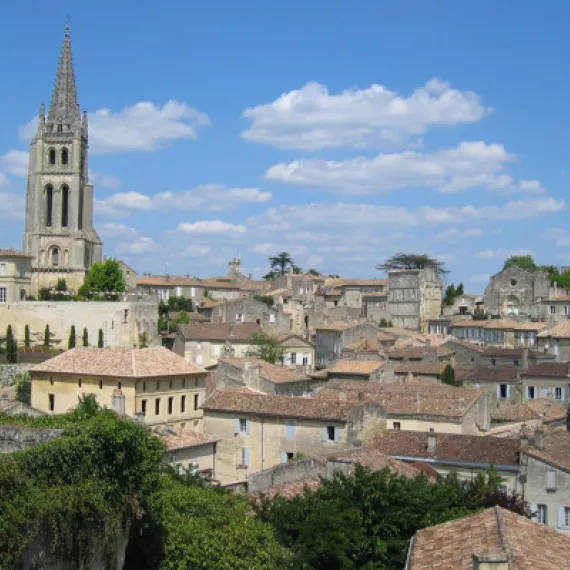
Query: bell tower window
48 149 56 165
61 148 69 165
61 185 69 227
51 247 60 267
45 185 53 227
57 124 63 133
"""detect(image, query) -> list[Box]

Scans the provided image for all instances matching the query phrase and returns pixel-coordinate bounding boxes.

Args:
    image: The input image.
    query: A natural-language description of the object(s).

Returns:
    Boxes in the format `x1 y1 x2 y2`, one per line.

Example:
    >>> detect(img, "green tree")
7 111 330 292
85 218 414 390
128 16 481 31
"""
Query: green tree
307 268 321 276
377 253 449 278
379 318 388 327
56 278 67 292
456 282 464 296
6 325 17 363
78 258 126 298
97 328 104 348
24 324 30 349
440 364 456 386
68 325 76 349
82 327 88 347
269 252 294 276
167 296 194 312
15 373 31 405
503 255 538 272
43 324 50 348
443 284 457 306
138 332 150 349
249 333 284 364
39 287 52 301
253 294 274 307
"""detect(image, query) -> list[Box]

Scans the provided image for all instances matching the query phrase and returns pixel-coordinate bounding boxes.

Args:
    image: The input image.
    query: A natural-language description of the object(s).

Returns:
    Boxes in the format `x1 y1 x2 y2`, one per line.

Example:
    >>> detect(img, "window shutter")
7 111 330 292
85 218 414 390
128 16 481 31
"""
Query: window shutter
541 388 549 398
280 451 287 464
334 427 340 442
558 506 565 529
563 387 567 401
496 385 501 399
286 423 296 438
506 385 512 399
548 470 557 490
243 448 250 467
246 419 251 434
530 503 538 520
234 418 240 435
322 427 328 441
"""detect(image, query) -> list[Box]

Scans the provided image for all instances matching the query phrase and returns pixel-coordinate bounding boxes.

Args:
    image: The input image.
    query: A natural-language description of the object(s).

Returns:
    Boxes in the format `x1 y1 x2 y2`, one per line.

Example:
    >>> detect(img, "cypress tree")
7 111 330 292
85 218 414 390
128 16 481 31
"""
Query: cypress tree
68 325 76 349
6 325 17 363
441 364 456 386
24 324 30 348
44 324 50 348
98 329 104 348
82 327 88 347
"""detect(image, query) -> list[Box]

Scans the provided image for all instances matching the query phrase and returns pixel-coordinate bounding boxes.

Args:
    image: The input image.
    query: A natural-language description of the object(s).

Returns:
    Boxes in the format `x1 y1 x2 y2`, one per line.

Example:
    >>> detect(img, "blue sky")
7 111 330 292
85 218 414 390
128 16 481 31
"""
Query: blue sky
0 0 569 291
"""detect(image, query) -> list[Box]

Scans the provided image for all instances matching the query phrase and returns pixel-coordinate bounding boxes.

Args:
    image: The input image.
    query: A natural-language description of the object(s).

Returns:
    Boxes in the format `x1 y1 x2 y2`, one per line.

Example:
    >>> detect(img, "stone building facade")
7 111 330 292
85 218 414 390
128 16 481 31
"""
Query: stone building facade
0 250 33 303
22 25 103 294
387 268 443 332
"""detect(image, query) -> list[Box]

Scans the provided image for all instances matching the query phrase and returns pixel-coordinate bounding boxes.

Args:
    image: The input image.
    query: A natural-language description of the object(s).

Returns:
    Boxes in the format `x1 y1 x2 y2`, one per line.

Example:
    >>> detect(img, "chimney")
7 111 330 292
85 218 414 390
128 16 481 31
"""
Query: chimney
521 348 529 370
520 425 529 448
534 427 544 450
427 428 436 454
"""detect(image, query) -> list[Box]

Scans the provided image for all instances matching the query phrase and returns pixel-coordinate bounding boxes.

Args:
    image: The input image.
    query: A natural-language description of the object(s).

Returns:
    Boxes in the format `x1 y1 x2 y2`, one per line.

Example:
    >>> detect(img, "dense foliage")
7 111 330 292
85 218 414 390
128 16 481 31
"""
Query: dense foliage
249 332 284 364
442 282 464 307
15 373 31 405
166 296 193 312
24 324 30 348
78 258 126 298
6 325 17 363
98 328 104 348
377 253 449 278
264 252 301 280
440 364 456 386
68 325 76 349
255 465 527 570
254 294 275 307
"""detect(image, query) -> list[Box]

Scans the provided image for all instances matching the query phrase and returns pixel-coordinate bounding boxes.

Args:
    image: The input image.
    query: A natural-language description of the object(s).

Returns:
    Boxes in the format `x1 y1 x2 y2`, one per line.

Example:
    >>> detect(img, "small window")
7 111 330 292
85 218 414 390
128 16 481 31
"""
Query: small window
117 382 122 390
0 288 6 303
50 377 54 386
78 379 82 388
181 395 186 413
514 360 519 367
57 124 63 133
537 504 548 525
99 380 103 390
61 148 69 165
194 394 199 410
48 148 56 165
239 418 248 433
547 470 557 491
155 398 160 415
0 263 6 276
141 399 147 416
168 397 173 415
565 507 570 528
393 422 401 430
51 247 59 267
270 313 276 323
48 393 55 411
286 452 295 461
555 387 563 401
527 386 536 400
327 426 335 441
550 306 556 315
499 384 508 399
491 359 496 366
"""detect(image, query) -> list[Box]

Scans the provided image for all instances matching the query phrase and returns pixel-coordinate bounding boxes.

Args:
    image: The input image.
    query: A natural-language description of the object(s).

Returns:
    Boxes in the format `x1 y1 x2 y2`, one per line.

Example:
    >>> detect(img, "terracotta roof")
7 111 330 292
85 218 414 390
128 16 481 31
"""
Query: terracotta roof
522 430 570 474
324 278 387 288
202 389 355 421
492 399 567 423
408 506 570 570
394 362 447 376
137 275 201 287
372 430 520 466
450 319 489 328
199 297 225 308
388 346 452 360
329 360 384 375
443 338 485 353
485 319 548 331
344 337 380 352
218 357 309 383
266 288 292 298
178 322 262 341
521 363 570 378
463 366 519 383
153 426 218 451
324 288 342 296
482 347 540 358
315 320 365 331
250 478 322 501
0 248 33 259
538 320 570 339
32 347 206 378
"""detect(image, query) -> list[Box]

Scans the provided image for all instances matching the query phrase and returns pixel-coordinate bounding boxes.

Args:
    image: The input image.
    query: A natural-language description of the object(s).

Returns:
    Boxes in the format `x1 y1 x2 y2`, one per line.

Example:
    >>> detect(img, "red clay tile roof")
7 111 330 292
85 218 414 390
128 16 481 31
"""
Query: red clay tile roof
32 347 205 378
521 430 570 474
443 338 485 353
178 322 262 341
329 360 384 375
538 320 570 338
0 248 33 259
153 426 218 451
521 362 570 378
492 399 567 423
371 430 520 466
218 357 309 383
463 366 519 383
315 321 369 331
451 319 548 331
388 346 452 360
394 362 447 376
408 506 570 570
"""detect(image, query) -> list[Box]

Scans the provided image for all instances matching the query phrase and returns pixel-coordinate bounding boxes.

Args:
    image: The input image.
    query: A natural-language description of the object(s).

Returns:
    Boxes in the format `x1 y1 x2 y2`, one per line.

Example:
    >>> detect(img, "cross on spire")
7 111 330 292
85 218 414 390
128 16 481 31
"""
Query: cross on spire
47 23 80 127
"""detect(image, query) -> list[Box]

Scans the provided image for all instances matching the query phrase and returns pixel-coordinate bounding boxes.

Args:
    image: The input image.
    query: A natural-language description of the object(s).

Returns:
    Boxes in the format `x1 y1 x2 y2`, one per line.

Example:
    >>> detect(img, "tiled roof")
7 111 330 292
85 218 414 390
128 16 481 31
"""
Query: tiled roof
344 338 380 352
329 360 384 375
408 506 570 570
250 478 322 501
199 297 225 308
0 248 33 259
394 362 447 376
202 389 354 421
218 357 309 383
482 347 539 358
137 275 201 287
522 430 570 474
323 278 387 288
315 320 366 331
388 346 452 360
462 366 519 383
538 320 570 338
153 426 218 451
32 347 205 378
178 322 262 341
521 362 570 378
450 319 489 328
443 338 485 353
492 399 567 423
451 319 548 331
372 430 520 466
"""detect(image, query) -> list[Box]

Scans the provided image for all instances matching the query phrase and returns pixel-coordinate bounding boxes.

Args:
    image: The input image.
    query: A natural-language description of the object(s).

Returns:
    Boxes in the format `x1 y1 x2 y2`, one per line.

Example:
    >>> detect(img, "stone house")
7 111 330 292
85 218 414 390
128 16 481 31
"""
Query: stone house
317 380 491 435
327 360 386 381
215 357 321 396
30 347 208 430
393 361 449 382
209 297 290 335
532 294 570 322
0 250 33 303
520 363 570 404
427 317 452 336
405 506 570 570
117 259 137 291
538 320 570 361
484 266 551 317
372 429 522 492
276 333 315 370
136 275 205 304
480 347 555 369
315 321 379 369
202 389 386 483
387 344 453 363
521 429 570 534
491 399 567 429
443 338 483 370
387 268 443 332
450 319 548 349
442 293 484 317
362 292 391 323
462 367 521 409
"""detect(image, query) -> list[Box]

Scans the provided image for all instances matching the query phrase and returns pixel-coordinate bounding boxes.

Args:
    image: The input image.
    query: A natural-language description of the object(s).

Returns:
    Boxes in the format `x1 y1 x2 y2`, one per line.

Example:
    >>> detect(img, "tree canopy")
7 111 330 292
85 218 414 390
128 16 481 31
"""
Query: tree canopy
264 252 301 280
78 258 126 297
249 333 284 364
503 255 570 291
503 255 539 272
377 253 449 278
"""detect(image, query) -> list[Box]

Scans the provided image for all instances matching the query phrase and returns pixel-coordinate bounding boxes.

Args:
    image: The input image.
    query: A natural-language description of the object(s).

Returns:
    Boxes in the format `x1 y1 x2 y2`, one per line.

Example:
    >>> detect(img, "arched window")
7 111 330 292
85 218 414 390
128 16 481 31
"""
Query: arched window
45 185 53 227
48 149 56 165
61 148 69 165
61 185 69 227
51 247 60 267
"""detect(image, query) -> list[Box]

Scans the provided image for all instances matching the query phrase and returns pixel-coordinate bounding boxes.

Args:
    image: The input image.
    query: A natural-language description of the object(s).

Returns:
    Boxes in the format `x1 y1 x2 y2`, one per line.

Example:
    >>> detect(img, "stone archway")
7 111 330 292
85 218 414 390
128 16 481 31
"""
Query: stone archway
502 294 521 316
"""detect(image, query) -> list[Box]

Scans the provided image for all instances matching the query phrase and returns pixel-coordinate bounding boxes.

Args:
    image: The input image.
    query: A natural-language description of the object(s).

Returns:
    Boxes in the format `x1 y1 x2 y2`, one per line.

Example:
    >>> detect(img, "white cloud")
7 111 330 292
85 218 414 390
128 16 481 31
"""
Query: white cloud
473 248 534 259
180 246 211 257
19 101 211 154
98 222 139 239
0 173 8 186
253 243 308 256
265 141 527 195
0 192 25 220
544 228 570 247
116 237 160 255
242 79 489 150
96 185 271 218
437 228 483 241
177 220 247 234
0 150 28 177
90 171 122 190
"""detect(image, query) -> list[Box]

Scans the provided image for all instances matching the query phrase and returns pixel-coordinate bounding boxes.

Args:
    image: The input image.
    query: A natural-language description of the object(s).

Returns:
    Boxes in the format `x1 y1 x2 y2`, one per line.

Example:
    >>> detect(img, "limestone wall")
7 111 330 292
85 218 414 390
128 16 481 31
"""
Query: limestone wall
0 425 62 453
0 301 159 348
0 363 34 387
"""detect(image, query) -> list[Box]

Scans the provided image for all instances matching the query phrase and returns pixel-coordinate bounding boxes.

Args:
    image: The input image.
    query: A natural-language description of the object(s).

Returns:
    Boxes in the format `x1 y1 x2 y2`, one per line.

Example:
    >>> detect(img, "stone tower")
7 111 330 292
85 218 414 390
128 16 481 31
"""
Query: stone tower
22 24 103 295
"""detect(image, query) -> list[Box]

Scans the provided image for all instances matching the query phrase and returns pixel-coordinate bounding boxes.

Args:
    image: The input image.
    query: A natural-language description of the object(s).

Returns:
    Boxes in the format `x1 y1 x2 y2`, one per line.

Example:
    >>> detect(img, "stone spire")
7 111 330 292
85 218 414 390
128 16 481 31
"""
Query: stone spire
47 23 81 127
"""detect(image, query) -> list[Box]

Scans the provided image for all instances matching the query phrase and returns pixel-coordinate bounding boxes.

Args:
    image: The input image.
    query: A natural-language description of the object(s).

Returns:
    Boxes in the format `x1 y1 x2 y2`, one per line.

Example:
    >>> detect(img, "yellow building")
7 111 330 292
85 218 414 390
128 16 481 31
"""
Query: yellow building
31 347 208 430
0 249 33 303
202 389 386 483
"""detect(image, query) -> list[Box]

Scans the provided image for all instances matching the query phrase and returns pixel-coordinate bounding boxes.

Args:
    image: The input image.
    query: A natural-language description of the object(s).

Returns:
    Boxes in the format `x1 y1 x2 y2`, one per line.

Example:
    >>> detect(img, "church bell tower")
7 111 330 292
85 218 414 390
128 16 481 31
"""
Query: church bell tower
22 24 103 294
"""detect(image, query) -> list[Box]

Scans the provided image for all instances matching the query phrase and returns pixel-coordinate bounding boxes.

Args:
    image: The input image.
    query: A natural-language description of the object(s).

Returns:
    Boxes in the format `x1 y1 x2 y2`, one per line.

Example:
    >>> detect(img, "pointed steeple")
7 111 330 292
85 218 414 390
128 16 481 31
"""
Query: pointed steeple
47 23 81 127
